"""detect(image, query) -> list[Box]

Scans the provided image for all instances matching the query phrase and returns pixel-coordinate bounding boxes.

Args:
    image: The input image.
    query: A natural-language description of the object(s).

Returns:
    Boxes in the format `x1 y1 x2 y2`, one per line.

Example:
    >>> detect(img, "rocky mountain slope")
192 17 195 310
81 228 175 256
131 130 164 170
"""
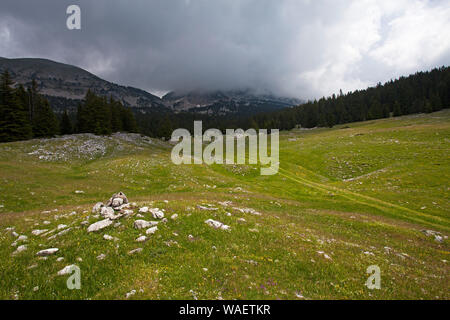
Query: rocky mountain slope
0 57 166 112
162 89 302 115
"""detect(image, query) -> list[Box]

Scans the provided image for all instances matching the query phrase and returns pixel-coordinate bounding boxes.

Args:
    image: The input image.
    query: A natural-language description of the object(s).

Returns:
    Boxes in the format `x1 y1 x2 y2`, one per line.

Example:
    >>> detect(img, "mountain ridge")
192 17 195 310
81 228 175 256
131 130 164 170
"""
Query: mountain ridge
0 57 301 115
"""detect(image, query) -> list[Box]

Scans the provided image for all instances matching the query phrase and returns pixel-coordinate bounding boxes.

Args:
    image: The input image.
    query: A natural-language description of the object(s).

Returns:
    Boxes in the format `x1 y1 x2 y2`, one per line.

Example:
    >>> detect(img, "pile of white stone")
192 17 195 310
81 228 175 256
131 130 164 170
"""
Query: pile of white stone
87 192 134 232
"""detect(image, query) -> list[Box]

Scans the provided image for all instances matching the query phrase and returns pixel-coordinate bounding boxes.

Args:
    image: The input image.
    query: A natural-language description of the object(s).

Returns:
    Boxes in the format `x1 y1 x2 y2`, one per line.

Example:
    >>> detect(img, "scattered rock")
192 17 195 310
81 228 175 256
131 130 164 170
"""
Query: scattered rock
17 235 28 242
146 226 158 235
97 253 106 260
87 219 113 232
134 220 158 229
139 207 149 213
128 248 143 255
56 257 64 262
125 290 136 299
103 234 114 241
150 208 164 219
197 205 218 211
13 245 27 255
74 190 84 194
36 248 59 256
57 224 67 230
170 214 178 220
57 265 76 276
205 219 230 231
234 207 261 216
136 236 147 242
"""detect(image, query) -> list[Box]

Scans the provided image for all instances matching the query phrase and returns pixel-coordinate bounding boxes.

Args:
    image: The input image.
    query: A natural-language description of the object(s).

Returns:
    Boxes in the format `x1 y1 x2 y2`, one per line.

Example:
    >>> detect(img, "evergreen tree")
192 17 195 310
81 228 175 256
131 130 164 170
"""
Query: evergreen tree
32 97 59 138
60 109 73 135
0 71 33 142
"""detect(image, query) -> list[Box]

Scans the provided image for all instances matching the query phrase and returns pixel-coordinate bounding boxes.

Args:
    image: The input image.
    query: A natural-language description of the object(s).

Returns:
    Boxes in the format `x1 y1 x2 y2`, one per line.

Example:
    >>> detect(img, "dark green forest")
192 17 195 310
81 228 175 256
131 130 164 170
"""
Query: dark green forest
1 66 449 142
0 70 137 142
136 66 449 137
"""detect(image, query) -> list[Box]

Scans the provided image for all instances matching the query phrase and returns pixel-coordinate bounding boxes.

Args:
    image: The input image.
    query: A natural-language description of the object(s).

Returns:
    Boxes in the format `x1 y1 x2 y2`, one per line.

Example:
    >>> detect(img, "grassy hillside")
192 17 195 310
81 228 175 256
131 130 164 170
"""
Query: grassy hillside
0 111 448 300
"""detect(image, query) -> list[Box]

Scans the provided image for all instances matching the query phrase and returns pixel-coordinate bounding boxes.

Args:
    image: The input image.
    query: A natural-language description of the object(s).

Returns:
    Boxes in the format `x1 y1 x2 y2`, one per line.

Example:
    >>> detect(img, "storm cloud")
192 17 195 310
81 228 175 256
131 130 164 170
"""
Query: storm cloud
0 0 449 99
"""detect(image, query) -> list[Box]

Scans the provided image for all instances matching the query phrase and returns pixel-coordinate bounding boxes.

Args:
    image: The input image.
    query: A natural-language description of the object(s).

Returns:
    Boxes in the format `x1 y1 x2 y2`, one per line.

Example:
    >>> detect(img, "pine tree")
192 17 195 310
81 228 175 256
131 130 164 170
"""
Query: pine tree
0 71 33 142
32 96 58 138
60 109 73 135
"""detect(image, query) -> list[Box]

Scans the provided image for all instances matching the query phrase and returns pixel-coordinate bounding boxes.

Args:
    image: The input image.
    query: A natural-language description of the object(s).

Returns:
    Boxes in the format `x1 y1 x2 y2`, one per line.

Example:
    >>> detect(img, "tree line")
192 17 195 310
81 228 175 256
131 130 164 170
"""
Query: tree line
135 66 449 138
247 66 450 130
0 70 137 142
1 66 449 142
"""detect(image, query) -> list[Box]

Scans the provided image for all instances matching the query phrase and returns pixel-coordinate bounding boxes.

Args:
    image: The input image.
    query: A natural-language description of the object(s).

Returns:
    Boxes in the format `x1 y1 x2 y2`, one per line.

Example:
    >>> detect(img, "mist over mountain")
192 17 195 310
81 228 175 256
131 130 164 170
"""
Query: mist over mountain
0 57 301 115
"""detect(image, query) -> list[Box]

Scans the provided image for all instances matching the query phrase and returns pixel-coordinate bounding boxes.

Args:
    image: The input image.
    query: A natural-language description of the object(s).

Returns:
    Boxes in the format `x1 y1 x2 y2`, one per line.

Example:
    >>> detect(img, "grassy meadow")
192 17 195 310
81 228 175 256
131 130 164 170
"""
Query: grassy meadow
0 110 448 300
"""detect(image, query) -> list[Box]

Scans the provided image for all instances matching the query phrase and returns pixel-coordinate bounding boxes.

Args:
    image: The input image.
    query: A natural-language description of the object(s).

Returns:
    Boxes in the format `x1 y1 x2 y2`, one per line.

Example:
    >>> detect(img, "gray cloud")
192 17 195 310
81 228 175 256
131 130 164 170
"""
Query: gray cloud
0 0 449 99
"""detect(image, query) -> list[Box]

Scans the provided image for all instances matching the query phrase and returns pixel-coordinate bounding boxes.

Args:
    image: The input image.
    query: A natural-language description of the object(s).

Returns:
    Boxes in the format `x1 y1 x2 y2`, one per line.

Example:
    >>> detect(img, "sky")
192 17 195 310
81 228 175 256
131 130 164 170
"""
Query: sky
0 0 449 99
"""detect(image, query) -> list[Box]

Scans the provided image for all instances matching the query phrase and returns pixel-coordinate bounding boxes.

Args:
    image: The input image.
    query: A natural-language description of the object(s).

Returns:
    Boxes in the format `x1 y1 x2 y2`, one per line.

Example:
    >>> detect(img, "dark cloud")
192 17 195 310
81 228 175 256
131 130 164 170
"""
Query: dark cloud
1 0 449 99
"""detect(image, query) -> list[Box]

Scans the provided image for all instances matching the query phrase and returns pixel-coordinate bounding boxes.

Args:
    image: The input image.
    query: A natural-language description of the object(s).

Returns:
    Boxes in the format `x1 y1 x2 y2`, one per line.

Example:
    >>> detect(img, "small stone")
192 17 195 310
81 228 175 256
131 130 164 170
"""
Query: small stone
57 224 67 230
57 265 76 276
13 245 27 255
32 229 48 236
145 226 158 235
136 236 147 242
205 219 230 231
128 248 143 255
97 253 106 260
36 248 59 256
17 235 28 241
56 257 64 262
150 208 164 219
33 286 39 292
171 214 178 220
103 234 114 241
126 290 136 299
139 207 149 213
134 220 158 230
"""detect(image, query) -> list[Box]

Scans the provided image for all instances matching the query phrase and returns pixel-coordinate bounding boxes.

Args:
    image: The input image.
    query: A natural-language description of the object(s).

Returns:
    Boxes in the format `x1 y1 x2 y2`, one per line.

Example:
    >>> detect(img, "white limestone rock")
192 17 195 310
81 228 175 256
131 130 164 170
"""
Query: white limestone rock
87 219 113 232
205 219 230 231
36 248 59 256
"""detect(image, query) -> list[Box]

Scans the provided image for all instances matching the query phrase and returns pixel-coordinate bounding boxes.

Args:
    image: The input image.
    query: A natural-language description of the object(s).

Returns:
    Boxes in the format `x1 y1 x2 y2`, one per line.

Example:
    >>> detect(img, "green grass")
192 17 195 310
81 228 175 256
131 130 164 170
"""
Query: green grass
0 111 448 300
